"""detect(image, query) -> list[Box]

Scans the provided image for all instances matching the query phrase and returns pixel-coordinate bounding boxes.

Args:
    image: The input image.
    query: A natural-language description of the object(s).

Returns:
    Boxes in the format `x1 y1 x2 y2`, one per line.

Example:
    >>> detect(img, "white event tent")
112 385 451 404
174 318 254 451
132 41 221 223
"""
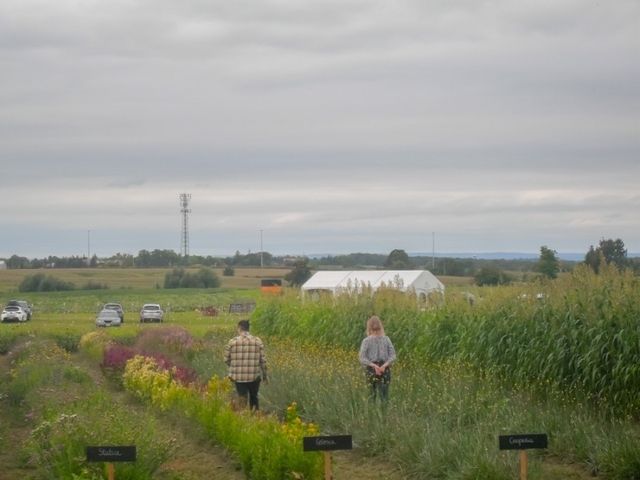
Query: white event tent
301 270 445 299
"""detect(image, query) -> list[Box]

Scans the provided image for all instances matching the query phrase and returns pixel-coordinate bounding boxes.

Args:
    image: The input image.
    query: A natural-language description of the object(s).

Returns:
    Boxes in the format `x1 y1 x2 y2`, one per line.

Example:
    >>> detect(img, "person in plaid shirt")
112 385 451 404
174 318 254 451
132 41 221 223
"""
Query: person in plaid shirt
224 319 268 410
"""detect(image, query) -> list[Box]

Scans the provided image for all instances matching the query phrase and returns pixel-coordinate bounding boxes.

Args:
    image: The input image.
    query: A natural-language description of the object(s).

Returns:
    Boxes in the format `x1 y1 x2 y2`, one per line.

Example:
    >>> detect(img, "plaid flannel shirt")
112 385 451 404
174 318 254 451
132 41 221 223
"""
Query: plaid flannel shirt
224 332 267 383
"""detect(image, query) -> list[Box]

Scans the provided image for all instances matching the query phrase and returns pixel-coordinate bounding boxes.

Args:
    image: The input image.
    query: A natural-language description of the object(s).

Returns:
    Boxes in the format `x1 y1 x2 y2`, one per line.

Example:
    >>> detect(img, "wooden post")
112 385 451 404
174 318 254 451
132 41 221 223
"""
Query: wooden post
519 450 528 480
107 462 115 480
303 435 351 479
323 451 332 480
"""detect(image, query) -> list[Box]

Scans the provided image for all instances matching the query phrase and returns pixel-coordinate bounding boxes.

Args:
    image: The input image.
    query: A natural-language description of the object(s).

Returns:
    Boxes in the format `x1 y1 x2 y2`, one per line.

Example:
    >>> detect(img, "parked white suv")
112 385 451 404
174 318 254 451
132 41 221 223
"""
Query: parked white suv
140 303 164 323
2 305 28 323
7 300 32 320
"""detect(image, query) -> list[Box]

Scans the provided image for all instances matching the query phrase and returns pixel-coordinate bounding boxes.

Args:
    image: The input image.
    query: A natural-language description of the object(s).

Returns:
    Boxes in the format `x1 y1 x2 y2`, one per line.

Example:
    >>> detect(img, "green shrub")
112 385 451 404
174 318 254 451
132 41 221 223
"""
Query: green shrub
80 281 109 290
78 330 111 362
164 267 221 288
50 331 82 353
19 273 75 292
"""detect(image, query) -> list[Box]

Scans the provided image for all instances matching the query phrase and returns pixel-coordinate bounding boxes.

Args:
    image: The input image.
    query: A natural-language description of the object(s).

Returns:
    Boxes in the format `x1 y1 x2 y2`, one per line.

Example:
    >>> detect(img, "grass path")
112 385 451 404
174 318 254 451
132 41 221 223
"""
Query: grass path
79 354 247 480
0 342 245 480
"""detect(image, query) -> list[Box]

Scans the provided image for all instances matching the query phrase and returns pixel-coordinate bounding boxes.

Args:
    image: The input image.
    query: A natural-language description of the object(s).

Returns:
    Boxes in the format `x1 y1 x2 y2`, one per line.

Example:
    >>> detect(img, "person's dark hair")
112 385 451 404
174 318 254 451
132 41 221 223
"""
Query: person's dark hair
238 319 250 331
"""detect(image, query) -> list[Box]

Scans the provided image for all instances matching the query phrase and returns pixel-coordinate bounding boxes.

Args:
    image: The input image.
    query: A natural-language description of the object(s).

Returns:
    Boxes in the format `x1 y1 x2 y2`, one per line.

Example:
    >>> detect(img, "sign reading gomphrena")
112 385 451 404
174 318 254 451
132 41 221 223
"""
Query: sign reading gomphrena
86 446 137 462
499 434 548 451
303 435 352 452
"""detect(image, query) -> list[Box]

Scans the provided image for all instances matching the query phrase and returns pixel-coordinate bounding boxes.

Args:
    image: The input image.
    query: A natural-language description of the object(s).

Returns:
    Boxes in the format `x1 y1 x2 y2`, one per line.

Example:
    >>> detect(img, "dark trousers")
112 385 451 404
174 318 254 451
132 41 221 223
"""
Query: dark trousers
366 363 391 402
234 379 261 410
370 381 390 402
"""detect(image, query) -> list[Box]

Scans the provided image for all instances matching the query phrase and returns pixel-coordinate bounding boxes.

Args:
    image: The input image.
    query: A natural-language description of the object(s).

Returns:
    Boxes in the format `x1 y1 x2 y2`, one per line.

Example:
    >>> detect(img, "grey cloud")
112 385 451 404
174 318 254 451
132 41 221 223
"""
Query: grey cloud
0 0 638 256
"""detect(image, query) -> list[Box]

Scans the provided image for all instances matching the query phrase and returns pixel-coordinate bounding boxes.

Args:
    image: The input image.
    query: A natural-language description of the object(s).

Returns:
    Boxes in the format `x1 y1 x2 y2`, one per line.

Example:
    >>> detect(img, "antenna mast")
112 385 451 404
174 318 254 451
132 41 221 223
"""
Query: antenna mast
179 193 192 257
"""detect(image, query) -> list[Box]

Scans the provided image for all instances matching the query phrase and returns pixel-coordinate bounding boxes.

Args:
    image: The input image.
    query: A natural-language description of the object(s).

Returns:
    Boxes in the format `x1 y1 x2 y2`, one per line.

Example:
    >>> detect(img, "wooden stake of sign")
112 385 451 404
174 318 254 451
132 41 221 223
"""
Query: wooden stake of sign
86 445 137 480
519 450 528 480
324 452 332 480
303 435 352 480
498 434 547 480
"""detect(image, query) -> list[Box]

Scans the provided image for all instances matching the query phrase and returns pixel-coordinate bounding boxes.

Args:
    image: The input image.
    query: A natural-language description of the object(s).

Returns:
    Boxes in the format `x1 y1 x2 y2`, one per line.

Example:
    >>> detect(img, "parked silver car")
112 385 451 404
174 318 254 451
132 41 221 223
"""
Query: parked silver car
2 305 29 323
103 303 124 323
7 300 32 320
96 309 122 327
140 303 164 323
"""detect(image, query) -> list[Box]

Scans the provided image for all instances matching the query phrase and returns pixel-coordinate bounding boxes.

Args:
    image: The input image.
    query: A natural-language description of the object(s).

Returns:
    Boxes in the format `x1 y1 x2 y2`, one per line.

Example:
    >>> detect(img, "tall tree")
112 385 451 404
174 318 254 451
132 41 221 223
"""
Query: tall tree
537 246 559 279
284 258 312 287
474 266 511 286
585 238 628 273
384 249 412 270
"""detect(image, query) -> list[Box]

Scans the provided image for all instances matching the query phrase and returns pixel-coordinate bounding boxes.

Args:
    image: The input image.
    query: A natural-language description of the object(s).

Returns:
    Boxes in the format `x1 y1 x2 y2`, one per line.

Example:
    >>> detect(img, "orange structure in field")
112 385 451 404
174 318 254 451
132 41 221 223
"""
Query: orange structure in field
260 278 283 294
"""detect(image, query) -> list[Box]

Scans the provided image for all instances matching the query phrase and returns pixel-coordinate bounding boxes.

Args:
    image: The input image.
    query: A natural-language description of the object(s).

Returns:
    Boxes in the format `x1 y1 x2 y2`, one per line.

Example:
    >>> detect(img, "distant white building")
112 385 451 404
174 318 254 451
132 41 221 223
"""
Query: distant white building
0 260 6 270
301 270 445 302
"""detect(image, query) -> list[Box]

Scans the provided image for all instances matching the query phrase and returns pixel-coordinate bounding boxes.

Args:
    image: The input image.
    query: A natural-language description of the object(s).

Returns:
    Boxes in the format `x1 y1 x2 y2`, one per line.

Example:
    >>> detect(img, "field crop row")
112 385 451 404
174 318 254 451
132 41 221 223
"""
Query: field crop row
255 264 640 418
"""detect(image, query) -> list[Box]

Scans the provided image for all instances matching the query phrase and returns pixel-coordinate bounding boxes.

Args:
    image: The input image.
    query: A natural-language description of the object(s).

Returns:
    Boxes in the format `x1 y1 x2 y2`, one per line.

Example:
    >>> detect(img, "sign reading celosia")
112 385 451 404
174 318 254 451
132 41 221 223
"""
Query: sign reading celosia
303 435 352 451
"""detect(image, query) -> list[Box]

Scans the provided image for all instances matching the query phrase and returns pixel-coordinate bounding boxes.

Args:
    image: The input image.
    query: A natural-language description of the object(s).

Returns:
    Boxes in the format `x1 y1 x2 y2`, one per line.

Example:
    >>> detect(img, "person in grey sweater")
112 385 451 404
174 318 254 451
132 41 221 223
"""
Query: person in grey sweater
358 315 397 401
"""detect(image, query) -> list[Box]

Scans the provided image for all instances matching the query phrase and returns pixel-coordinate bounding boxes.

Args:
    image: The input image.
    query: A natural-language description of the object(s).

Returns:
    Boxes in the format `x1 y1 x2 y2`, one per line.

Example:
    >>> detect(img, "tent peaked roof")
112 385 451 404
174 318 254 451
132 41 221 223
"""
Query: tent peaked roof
301 270 444 295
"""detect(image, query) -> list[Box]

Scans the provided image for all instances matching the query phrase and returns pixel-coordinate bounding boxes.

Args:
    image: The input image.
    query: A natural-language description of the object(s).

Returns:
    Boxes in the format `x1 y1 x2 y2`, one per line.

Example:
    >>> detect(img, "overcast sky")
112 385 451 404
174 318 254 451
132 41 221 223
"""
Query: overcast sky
1 0 638 258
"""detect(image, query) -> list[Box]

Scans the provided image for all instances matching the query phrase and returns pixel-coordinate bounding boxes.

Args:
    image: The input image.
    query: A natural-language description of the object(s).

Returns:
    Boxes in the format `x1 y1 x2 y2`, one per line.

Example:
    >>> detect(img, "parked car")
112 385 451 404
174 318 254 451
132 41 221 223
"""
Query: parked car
95 309 122 327
7 299 32 320
1 305 28 323
103 303 124 323
140 303 164 323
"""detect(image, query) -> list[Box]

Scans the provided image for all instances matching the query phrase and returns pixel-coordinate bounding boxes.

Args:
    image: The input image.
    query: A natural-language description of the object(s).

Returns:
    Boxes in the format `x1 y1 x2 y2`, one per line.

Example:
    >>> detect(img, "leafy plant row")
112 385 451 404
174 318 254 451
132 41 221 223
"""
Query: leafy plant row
121 354 323 479
0 337 174 479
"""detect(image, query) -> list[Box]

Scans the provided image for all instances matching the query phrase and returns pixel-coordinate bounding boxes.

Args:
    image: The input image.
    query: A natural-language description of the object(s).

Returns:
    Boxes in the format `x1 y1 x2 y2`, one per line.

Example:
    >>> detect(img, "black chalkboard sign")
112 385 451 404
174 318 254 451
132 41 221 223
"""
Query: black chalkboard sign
499 434 548 450
86 446 137 462
303 435 352 452
228 302 256 314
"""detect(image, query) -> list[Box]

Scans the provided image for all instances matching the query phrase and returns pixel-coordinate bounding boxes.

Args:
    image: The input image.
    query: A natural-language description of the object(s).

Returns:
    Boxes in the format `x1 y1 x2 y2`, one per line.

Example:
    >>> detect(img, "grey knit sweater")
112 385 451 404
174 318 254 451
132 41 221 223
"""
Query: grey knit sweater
358 335 397 367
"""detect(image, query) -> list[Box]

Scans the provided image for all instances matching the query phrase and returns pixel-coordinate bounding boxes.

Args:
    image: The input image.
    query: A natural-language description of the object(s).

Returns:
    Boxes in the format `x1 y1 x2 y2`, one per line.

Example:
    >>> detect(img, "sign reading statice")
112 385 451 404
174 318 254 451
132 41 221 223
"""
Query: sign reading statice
86 446 137 462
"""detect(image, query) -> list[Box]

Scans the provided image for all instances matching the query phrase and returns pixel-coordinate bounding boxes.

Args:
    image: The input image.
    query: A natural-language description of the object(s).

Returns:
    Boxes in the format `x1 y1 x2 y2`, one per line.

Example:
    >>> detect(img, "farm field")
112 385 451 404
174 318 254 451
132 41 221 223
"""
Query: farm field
1 266 639 479
0 267 292 292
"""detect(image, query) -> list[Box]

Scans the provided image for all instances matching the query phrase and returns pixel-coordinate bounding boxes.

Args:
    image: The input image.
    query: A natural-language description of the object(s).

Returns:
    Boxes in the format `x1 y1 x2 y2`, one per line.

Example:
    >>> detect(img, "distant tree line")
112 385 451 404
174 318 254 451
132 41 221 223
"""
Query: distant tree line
3 239 638 288
311 251 572 277
2 249 290 270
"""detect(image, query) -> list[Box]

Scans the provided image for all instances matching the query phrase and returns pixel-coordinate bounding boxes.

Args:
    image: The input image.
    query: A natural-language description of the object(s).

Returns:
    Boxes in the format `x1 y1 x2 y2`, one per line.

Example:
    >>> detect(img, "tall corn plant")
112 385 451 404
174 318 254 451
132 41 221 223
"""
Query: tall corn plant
253 266 640 417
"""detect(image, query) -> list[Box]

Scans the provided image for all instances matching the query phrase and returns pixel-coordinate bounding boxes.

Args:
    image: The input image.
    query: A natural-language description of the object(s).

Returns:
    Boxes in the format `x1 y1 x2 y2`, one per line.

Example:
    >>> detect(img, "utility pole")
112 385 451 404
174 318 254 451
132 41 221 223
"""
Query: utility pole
87 230 91 267
260 229 264 268
432 231 435 270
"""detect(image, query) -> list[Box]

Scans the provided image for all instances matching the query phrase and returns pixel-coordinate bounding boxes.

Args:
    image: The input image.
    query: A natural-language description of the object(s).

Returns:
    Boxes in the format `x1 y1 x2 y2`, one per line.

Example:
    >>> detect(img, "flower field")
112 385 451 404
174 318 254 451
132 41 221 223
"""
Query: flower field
1 270 639 479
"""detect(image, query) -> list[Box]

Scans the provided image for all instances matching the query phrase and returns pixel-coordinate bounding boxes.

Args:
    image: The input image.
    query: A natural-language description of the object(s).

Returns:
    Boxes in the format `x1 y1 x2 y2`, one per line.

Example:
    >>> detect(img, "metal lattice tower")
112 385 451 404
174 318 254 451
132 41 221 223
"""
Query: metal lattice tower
179 193 192 257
